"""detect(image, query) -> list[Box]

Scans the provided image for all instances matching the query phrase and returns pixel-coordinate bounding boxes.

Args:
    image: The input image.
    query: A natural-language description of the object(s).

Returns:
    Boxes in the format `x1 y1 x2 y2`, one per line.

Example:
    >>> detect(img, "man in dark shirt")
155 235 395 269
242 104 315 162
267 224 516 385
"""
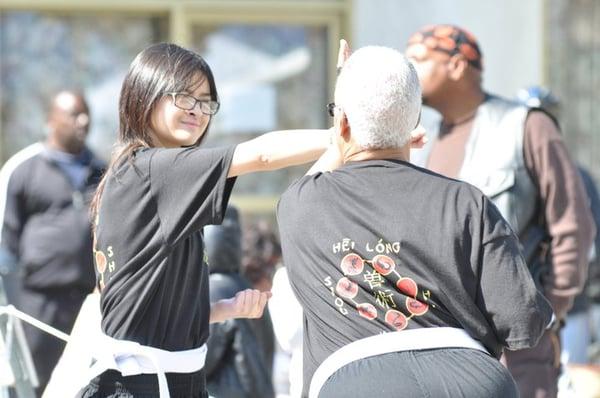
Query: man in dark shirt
405 25 595 398
0 90 104 396
277 44 552 398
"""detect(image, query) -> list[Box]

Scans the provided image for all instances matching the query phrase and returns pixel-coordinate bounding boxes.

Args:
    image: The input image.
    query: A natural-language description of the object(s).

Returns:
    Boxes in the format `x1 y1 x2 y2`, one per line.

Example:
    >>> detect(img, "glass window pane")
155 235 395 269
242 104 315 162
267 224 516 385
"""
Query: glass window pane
0 11 166 161
191 24 330 195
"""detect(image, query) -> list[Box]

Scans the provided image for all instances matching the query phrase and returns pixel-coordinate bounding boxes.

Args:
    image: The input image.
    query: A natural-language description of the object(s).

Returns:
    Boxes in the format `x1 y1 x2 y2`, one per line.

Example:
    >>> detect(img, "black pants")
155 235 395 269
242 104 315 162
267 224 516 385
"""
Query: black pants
16 287 87 397
77 369 208 398
318 348 518 398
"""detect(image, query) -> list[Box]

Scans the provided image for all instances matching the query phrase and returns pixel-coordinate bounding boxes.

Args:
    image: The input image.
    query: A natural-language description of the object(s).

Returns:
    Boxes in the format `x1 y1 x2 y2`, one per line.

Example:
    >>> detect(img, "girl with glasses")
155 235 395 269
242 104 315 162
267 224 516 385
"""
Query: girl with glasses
78 42 330 398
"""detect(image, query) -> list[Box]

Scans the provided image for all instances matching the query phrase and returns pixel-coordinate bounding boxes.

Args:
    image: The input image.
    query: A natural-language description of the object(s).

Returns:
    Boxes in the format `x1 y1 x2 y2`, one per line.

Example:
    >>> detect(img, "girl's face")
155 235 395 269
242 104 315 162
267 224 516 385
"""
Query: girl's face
150 77 213 148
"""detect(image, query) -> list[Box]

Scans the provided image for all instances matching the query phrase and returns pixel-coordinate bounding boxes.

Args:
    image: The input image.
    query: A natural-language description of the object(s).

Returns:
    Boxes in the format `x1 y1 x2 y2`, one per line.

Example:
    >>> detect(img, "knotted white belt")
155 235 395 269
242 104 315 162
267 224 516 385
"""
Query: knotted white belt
2 297 207 398
309 327 489 398
86 333 207 398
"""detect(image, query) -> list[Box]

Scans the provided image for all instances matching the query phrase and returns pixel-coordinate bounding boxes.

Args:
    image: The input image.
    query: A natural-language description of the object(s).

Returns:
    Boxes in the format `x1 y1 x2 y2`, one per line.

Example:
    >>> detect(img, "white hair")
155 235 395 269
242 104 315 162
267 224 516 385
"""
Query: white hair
334 46 421 149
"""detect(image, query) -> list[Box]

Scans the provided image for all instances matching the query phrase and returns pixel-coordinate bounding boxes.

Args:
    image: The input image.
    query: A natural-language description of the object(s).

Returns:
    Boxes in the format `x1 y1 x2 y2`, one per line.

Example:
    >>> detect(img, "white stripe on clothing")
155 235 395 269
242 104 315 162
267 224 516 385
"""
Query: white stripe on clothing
0 143 44 243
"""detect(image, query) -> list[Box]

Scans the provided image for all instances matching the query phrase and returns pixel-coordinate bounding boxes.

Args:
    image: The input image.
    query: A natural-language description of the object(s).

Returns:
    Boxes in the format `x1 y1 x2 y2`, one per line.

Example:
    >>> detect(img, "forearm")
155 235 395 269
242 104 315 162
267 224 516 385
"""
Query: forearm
228 129 330 177
209 299 234 324
546 222 594 318
306 144 343 175
209 289 270 323
540 155 593 317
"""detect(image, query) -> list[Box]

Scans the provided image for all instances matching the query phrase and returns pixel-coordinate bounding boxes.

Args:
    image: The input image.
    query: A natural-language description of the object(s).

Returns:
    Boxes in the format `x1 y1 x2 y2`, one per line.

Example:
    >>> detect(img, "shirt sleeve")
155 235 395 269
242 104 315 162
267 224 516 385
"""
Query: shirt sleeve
477 197 554 350
523 111 596 319
0 165 26 271
149 145 237 247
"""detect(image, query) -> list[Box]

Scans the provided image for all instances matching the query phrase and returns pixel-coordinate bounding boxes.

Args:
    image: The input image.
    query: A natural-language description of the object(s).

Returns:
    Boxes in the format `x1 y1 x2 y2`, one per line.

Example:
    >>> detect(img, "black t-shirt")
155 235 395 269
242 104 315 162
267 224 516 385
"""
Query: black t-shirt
94 145 236 351
277 159 552 394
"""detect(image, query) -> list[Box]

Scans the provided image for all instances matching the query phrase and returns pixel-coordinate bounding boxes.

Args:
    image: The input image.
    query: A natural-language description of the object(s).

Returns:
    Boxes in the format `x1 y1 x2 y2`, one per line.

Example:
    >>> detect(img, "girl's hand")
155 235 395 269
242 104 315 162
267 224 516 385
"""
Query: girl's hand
210 289 272 323
231 289 272 319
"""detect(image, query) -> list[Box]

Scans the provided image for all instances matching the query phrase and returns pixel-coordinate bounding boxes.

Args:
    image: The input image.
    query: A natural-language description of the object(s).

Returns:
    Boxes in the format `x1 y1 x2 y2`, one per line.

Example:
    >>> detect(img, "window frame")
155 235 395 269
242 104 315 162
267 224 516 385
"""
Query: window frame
0 0 350 214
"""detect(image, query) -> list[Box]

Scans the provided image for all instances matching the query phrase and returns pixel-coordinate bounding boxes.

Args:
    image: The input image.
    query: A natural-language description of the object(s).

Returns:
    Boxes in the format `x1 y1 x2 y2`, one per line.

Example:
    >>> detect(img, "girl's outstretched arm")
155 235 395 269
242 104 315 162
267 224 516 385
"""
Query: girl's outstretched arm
227 129 330 178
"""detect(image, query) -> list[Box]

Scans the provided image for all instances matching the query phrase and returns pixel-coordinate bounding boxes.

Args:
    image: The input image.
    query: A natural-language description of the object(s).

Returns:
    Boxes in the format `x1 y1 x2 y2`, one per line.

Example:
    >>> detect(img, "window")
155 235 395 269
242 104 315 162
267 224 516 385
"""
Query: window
192 24 329 195
0 11 166 160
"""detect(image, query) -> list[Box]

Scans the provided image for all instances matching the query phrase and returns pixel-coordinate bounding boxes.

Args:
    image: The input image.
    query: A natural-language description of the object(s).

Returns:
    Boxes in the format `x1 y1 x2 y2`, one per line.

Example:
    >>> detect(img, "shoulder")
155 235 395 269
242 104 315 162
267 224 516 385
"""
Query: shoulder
1 143 45 171
277 173 327 225
149 145 235 169
415 161 484 200
523 109 563 150
525 109 560 133
482 94 528 119
280 172 327 203
0 143 45 186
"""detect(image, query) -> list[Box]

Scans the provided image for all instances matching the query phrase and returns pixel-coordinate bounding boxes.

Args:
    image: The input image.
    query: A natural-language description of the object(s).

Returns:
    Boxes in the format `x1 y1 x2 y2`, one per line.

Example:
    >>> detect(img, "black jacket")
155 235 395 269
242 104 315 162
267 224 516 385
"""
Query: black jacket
204 206 275 398
0 144 105 293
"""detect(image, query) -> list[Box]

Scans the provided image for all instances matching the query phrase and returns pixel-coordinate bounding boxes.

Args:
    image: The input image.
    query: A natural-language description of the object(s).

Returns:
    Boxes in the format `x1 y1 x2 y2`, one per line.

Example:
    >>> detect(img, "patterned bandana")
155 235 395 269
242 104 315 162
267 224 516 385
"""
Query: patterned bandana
407 25 483 70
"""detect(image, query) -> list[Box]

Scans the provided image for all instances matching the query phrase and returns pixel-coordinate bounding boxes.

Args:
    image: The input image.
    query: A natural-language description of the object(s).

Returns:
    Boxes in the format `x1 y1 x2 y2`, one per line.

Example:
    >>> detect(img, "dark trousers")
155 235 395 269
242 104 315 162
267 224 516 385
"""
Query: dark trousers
77 369 208 398
502 330 561 398
318 348 518 398
16 287 87 397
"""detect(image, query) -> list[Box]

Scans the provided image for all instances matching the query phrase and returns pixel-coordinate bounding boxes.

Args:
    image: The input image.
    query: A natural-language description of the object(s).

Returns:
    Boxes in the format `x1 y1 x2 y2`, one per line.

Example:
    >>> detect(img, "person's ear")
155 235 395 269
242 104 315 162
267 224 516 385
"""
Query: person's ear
447 54 468 81
336 110 351 143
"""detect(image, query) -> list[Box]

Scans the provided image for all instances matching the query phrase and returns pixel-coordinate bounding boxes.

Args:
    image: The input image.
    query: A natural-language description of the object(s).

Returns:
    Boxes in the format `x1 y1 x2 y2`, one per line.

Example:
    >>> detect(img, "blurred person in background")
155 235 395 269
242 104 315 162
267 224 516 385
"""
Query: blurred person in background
406 25 595 397
0 90 105 396
269 264 303 398
240 220 280 381
516 86 600 366
242 220 281 294
204 206 275 398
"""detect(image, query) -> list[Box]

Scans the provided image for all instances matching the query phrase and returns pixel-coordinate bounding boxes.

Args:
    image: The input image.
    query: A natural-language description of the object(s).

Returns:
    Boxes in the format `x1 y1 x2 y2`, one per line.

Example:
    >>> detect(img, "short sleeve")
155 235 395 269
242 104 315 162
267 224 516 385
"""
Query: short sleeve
476 197 553 350
150 145 237 246
277 173 320 227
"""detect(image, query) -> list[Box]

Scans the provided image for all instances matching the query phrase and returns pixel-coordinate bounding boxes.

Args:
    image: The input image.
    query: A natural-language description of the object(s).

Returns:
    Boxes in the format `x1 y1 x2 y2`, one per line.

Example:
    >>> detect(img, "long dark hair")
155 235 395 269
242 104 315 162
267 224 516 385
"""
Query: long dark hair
90 43 218 219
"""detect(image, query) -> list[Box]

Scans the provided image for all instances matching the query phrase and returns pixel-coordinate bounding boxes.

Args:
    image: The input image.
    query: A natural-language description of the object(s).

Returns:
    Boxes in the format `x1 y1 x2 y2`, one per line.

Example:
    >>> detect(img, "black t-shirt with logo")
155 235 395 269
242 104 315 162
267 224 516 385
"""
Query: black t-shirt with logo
93 145 236 351
277 159 552 394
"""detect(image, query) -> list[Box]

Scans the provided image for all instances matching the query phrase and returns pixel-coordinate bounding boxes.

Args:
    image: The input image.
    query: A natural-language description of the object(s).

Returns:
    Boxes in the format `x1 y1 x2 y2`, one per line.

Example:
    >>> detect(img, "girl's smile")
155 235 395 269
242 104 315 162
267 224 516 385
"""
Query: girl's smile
150 77 215 148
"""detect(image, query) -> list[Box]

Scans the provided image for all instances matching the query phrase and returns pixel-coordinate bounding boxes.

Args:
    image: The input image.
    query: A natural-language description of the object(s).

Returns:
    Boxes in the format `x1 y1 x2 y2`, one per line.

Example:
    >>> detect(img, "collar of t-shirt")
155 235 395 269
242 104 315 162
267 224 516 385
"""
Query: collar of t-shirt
44 146 92 191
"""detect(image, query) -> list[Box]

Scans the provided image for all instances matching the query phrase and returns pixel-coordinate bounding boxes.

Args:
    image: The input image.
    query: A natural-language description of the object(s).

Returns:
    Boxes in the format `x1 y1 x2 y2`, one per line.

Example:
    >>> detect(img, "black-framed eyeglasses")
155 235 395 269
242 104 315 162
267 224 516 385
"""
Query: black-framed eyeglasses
167 92 220 115
327 102 336 117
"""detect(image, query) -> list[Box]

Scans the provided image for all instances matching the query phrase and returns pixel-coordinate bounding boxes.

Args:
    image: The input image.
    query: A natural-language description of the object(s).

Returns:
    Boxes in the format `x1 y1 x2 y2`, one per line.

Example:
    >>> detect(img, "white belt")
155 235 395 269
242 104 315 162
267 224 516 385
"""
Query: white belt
309 327 489 398
86 333 207 398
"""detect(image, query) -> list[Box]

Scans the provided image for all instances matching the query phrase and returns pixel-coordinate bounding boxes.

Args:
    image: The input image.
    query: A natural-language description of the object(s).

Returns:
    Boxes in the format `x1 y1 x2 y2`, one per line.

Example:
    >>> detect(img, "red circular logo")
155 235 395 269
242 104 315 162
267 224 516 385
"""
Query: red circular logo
357 303 378 320
385 309 408 330
396 277 418 297
406 298 429 316
372 255 395 276
340 253 364 275
336 277 359 299
95 251 107 274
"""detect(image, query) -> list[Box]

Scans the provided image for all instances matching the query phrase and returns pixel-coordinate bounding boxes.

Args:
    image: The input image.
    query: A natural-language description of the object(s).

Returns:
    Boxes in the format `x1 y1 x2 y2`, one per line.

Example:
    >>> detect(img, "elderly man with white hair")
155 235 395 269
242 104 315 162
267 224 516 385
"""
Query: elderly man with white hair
276 43 554 398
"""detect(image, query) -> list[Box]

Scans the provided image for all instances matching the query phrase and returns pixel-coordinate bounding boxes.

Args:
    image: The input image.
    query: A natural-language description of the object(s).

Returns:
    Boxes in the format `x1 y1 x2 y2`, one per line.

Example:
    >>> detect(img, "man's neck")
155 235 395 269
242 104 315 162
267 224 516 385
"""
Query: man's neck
433 89 486 126
343 145 410 163
46 138 82 156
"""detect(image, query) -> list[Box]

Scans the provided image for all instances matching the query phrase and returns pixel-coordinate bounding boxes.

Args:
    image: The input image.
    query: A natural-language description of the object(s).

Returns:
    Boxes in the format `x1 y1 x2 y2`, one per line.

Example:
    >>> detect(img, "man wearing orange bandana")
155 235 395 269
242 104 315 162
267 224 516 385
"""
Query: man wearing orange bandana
406 24 595 398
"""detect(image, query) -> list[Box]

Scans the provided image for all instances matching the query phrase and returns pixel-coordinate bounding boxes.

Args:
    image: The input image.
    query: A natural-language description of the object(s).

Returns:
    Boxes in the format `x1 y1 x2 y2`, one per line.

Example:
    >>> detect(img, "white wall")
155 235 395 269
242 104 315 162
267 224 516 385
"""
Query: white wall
351 0 544 99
